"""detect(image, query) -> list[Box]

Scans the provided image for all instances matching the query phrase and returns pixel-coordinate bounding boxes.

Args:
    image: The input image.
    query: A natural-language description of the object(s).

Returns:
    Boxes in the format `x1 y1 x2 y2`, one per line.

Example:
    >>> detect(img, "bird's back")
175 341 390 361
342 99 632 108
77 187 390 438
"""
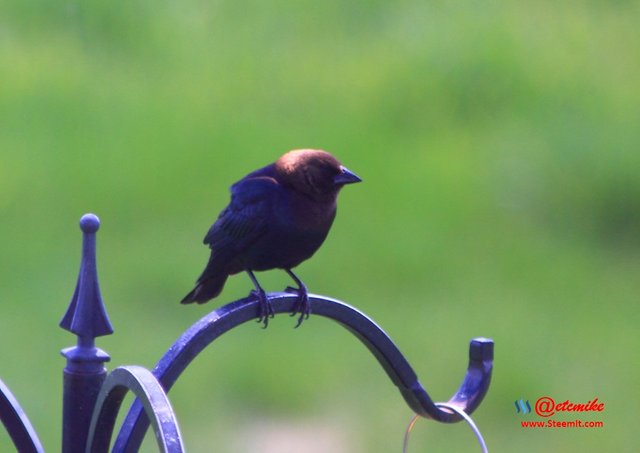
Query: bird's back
204 165 336 274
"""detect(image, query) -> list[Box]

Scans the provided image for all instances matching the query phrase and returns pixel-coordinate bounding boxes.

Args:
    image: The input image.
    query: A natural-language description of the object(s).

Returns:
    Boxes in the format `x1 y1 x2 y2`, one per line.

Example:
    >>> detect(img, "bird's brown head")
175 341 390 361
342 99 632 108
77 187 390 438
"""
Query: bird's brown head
276 149 361 201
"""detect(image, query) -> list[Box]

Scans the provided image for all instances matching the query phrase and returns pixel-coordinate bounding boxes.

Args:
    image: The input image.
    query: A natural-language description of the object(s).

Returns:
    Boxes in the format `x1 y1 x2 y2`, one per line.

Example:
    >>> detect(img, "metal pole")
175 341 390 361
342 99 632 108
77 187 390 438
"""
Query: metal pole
60 214 114 453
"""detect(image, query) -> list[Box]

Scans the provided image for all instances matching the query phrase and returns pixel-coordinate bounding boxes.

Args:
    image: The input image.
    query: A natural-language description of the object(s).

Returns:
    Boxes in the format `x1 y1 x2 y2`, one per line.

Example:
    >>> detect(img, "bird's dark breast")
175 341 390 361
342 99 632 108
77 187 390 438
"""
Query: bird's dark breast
239 196 337 271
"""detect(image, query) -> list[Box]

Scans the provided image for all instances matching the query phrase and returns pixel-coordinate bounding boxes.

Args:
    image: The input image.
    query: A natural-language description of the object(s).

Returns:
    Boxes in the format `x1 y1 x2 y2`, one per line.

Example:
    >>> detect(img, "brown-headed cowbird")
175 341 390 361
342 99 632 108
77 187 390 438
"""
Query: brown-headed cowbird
181 149 361 327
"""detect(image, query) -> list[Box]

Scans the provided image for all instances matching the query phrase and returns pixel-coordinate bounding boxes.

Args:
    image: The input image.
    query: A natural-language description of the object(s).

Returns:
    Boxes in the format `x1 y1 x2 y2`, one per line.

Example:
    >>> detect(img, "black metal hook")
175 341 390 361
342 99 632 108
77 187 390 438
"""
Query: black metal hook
86 366 184 453
114 294 493 452
1 213 493 453
0 379 45 453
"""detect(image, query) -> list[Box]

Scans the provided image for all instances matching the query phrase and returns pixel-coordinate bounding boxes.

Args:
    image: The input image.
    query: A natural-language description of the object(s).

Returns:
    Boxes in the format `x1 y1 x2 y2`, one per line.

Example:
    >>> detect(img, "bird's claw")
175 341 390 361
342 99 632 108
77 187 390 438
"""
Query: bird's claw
251 289 274 328
288 286 311 328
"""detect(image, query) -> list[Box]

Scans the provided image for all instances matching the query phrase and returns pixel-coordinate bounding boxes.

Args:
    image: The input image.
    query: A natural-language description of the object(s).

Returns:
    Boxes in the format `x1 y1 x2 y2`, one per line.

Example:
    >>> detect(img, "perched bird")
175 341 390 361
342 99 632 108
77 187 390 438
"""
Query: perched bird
181 149 361 327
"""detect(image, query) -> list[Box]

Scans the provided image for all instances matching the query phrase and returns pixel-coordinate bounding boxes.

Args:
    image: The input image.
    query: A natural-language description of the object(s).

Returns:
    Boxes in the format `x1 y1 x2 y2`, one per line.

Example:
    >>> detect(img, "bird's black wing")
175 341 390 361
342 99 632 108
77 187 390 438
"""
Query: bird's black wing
203 176 280 260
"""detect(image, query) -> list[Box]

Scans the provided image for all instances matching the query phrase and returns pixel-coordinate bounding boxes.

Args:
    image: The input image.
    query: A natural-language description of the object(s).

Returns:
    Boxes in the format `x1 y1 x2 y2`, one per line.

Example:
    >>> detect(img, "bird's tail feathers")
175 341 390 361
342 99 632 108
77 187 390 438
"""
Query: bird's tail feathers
180 272 228 304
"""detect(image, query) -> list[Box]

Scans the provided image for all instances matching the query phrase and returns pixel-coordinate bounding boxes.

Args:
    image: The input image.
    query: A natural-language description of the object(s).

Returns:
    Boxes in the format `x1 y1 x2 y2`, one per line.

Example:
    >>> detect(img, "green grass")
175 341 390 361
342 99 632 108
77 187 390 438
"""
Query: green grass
1 1 639 451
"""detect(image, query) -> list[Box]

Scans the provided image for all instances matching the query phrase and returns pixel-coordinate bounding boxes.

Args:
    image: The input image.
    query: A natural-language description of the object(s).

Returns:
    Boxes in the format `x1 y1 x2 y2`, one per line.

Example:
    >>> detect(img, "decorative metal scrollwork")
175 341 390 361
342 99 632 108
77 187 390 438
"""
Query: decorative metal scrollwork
0 213 494 453
114 293 493 452
87 366 184 453
0 379 45 453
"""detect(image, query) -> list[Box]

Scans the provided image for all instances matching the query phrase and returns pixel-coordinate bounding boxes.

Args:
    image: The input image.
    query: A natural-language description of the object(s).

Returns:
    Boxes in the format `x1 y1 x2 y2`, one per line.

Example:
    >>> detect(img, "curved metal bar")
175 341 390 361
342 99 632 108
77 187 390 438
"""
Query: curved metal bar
0 379 45 453
86 366 184 453
114 293 493 452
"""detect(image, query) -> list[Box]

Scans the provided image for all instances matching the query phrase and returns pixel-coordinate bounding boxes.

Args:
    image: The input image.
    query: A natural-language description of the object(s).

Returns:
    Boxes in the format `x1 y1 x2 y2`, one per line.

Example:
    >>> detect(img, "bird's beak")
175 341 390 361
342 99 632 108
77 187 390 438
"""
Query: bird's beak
334 166 362 185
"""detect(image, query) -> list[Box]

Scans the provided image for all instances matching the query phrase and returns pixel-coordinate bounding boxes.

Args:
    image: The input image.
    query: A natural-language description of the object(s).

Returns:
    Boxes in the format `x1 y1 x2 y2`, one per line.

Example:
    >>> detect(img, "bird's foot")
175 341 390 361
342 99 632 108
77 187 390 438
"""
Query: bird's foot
285 285 310 328
251 288 274 329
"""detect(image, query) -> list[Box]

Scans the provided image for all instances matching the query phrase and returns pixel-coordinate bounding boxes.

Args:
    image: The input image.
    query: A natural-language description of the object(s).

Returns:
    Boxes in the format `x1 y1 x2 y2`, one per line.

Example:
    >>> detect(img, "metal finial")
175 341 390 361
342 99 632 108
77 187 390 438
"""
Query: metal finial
60 213 114 338
80 213 100 234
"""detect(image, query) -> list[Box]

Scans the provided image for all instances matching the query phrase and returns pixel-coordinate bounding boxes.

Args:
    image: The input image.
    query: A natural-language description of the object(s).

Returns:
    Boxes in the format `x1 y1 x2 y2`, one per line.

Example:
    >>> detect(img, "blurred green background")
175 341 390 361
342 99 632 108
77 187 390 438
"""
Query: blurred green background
1 1 639 451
